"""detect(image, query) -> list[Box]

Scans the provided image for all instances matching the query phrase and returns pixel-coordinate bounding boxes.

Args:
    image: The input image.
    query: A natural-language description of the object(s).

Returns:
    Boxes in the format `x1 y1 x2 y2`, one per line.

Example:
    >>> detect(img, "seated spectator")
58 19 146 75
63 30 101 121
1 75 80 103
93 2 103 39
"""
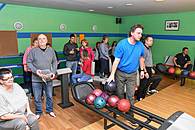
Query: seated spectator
72 49 92 84
0 68 39 130
173 47 192 71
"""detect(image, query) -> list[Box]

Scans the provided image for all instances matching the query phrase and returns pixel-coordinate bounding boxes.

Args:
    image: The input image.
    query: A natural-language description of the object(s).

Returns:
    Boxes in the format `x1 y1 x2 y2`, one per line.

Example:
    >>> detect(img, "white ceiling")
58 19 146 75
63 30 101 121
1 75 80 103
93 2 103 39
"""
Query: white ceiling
1 0 195 16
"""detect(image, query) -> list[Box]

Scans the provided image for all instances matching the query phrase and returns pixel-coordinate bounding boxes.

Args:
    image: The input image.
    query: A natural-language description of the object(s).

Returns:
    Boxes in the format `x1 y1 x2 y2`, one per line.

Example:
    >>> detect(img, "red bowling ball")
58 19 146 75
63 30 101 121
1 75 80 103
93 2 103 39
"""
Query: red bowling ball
189 71 195 78
100 92 109 102
85 93 96 105
92 89 103 97
168 67 175 74
107 95 119 107
117 99 131 112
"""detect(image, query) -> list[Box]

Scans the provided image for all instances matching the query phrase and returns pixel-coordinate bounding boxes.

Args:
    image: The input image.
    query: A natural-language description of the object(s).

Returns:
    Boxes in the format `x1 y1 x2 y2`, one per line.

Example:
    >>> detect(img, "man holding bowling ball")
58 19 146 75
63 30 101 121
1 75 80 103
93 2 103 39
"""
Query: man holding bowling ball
107 24 148 125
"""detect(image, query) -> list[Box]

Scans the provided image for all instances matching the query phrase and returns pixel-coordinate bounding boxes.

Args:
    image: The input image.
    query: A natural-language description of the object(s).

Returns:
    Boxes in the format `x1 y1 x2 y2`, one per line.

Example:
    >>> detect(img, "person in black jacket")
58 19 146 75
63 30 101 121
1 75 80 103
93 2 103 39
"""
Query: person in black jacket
173 47 192 71
63 34 79 81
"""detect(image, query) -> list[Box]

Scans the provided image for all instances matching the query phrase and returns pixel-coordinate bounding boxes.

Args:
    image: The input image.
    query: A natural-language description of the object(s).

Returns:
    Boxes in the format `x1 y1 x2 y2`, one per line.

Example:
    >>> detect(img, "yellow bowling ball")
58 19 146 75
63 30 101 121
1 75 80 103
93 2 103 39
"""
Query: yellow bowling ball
175 68 182 75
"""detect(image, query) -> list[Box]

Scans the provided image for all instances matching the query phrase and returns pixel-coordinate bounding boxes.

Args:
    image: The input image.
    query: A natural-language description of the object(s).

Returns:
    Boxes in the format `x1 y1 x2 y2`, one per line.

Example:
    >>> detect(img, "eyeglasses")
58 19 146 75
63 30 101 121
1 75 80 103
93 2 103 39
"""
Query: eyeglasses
1 76 14 82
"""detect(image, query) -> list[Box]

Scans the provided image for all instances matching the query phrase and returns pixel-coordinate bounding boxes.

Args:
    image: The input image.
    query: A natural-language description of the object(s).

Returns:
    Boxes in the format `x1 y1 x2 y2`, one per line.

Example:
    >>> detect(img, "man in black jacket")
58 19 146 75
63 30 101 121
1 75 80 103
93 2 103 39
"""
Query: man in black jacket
173 47 192 71
63 34 79 80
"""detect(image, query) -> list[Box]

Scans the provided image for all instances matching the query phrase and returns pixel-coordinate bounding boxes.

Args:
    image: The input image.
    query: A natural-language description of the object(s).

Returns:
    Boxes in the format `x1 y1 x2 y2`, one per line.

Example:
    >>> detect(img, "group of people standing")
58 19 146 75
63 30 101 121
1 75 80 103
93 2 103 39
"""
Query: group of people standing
63 33 117 83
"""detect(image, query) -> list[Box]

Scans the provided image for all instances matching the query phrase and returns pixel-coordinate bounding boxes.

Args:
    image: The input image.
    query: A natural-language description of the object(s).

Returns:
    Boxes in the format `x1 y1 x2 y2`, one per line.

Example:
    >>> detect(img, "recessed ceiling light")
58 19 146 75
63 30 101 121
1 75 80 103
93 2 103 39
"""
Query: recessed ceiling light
125 3 133 6
89 9 94 12
107 6 113 9
155 0 165 2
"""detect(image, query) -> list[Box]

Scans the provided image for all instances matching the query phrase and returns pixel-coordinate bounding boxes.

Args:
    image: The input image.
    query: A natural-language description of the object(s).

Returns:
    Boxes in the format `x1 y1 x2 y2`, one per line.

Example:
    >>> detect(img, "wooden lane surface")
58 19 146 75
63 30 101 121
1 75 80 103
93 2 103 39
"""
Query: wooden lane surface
30 88 102 130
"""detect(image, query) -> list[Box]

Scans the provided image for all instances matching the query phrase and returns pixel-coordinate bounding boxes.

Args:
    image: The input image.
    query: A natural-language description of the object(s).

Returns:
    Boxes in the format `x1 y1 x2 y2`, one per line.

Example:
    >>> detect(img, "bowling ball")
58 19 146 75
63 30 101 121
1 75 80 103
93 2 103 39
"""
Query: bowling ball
100 92 109 102
168 67 175 74
107 95 119 107
175 68 182 75
104 81 117 92
92 89 103 97
85 93 96 105
117 99 131 112
181 70 189 76
189 71 195 78
94 96 106 109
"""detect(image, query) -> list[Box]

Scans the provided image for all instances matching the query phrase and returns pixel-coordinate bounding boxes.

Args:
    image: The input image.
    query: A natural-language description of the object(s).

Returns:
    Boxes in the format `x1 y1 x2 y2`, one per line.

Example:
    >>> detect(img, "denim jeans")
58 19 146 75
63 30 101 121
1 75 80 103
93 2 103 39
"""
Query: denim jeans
66 61 78 75
32 81 53 115
72 73 92 84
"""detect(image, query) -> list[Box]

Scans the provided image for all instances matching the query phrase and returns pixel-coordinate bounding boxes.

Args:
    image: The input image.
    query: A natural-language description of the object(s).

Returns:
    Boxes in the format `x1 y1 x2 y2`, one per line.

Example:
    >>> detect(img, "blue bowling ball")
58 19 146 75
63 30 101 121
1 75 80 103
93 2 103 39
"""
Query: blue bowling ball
182 70 189 76
94 97 106 109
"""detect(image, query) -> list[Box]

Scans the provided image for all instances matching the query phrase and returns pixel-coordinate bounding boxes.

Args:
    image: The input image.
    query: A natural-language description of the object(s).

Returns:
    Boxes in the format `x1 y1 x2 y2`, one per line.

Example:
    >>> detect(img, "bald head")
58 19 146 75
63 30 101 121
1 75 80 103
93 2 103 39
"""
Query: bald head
38 34 48 49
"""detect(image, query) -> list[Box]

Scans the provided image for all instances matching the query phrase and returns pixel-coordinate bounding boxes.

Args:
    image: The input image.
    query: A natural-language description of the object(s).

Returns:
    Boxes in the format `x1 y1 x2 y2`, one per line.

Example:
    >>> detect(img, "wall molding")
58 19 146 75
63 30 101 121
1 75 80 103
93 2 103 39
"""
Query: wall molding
17 32 127 38
16 32 195 41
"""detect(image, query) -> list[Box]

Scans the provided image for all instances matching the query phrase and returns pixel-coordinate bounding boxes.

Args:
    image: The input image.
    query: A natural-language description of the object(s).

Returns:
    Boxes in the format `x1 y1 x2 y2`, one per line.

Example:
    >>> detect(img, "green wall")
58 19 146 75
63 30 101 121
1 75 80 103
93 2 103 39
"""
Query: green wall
0 4 122 53
0 4 123 84
1 4 194 63
121 12 195 64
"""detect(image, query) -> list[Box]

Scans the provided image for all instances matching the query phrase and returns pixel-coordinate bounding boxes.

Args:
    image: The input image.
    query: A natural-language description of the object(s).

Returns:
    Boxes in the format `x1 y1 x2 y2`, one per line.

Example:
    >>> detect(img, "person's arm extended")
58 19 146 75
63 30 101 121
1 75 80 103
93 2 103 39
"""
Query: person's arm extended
173 56 181 67
0 113 27 122
107 58 120 83
139 56 145 70
173 57 178 66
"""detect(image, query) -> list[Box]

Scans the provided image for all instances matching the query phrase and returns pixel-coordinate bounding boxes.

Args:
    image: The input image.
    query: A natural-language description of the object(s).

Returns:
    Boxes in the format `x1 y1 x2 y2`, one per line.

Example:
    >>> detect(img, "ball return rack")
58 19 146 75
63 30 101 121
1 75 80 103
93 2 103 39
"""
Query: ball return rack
71 82 186 130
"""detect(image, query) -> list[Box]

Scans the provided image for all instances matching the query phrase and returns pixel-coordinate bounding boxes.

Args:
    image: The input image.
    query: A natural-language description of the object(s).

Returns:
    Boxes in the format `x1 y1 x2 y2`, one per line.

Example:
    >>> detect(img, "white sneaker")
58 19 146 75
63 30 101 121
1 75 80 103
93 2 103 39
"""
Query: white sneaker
150 89 159 93
148 89 158 94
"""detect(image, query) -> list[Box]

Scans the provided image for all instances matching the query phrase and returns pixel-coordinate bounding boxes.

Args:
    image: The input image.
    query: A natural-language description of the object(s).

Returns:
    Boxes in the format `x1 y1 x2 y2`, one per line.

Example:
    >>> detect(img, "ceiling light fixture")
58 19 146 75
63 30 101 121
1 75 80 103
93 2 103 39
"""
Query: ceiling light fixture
89 9 94 12
155 0 165 2
125 3 133 6
107 6 113 9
